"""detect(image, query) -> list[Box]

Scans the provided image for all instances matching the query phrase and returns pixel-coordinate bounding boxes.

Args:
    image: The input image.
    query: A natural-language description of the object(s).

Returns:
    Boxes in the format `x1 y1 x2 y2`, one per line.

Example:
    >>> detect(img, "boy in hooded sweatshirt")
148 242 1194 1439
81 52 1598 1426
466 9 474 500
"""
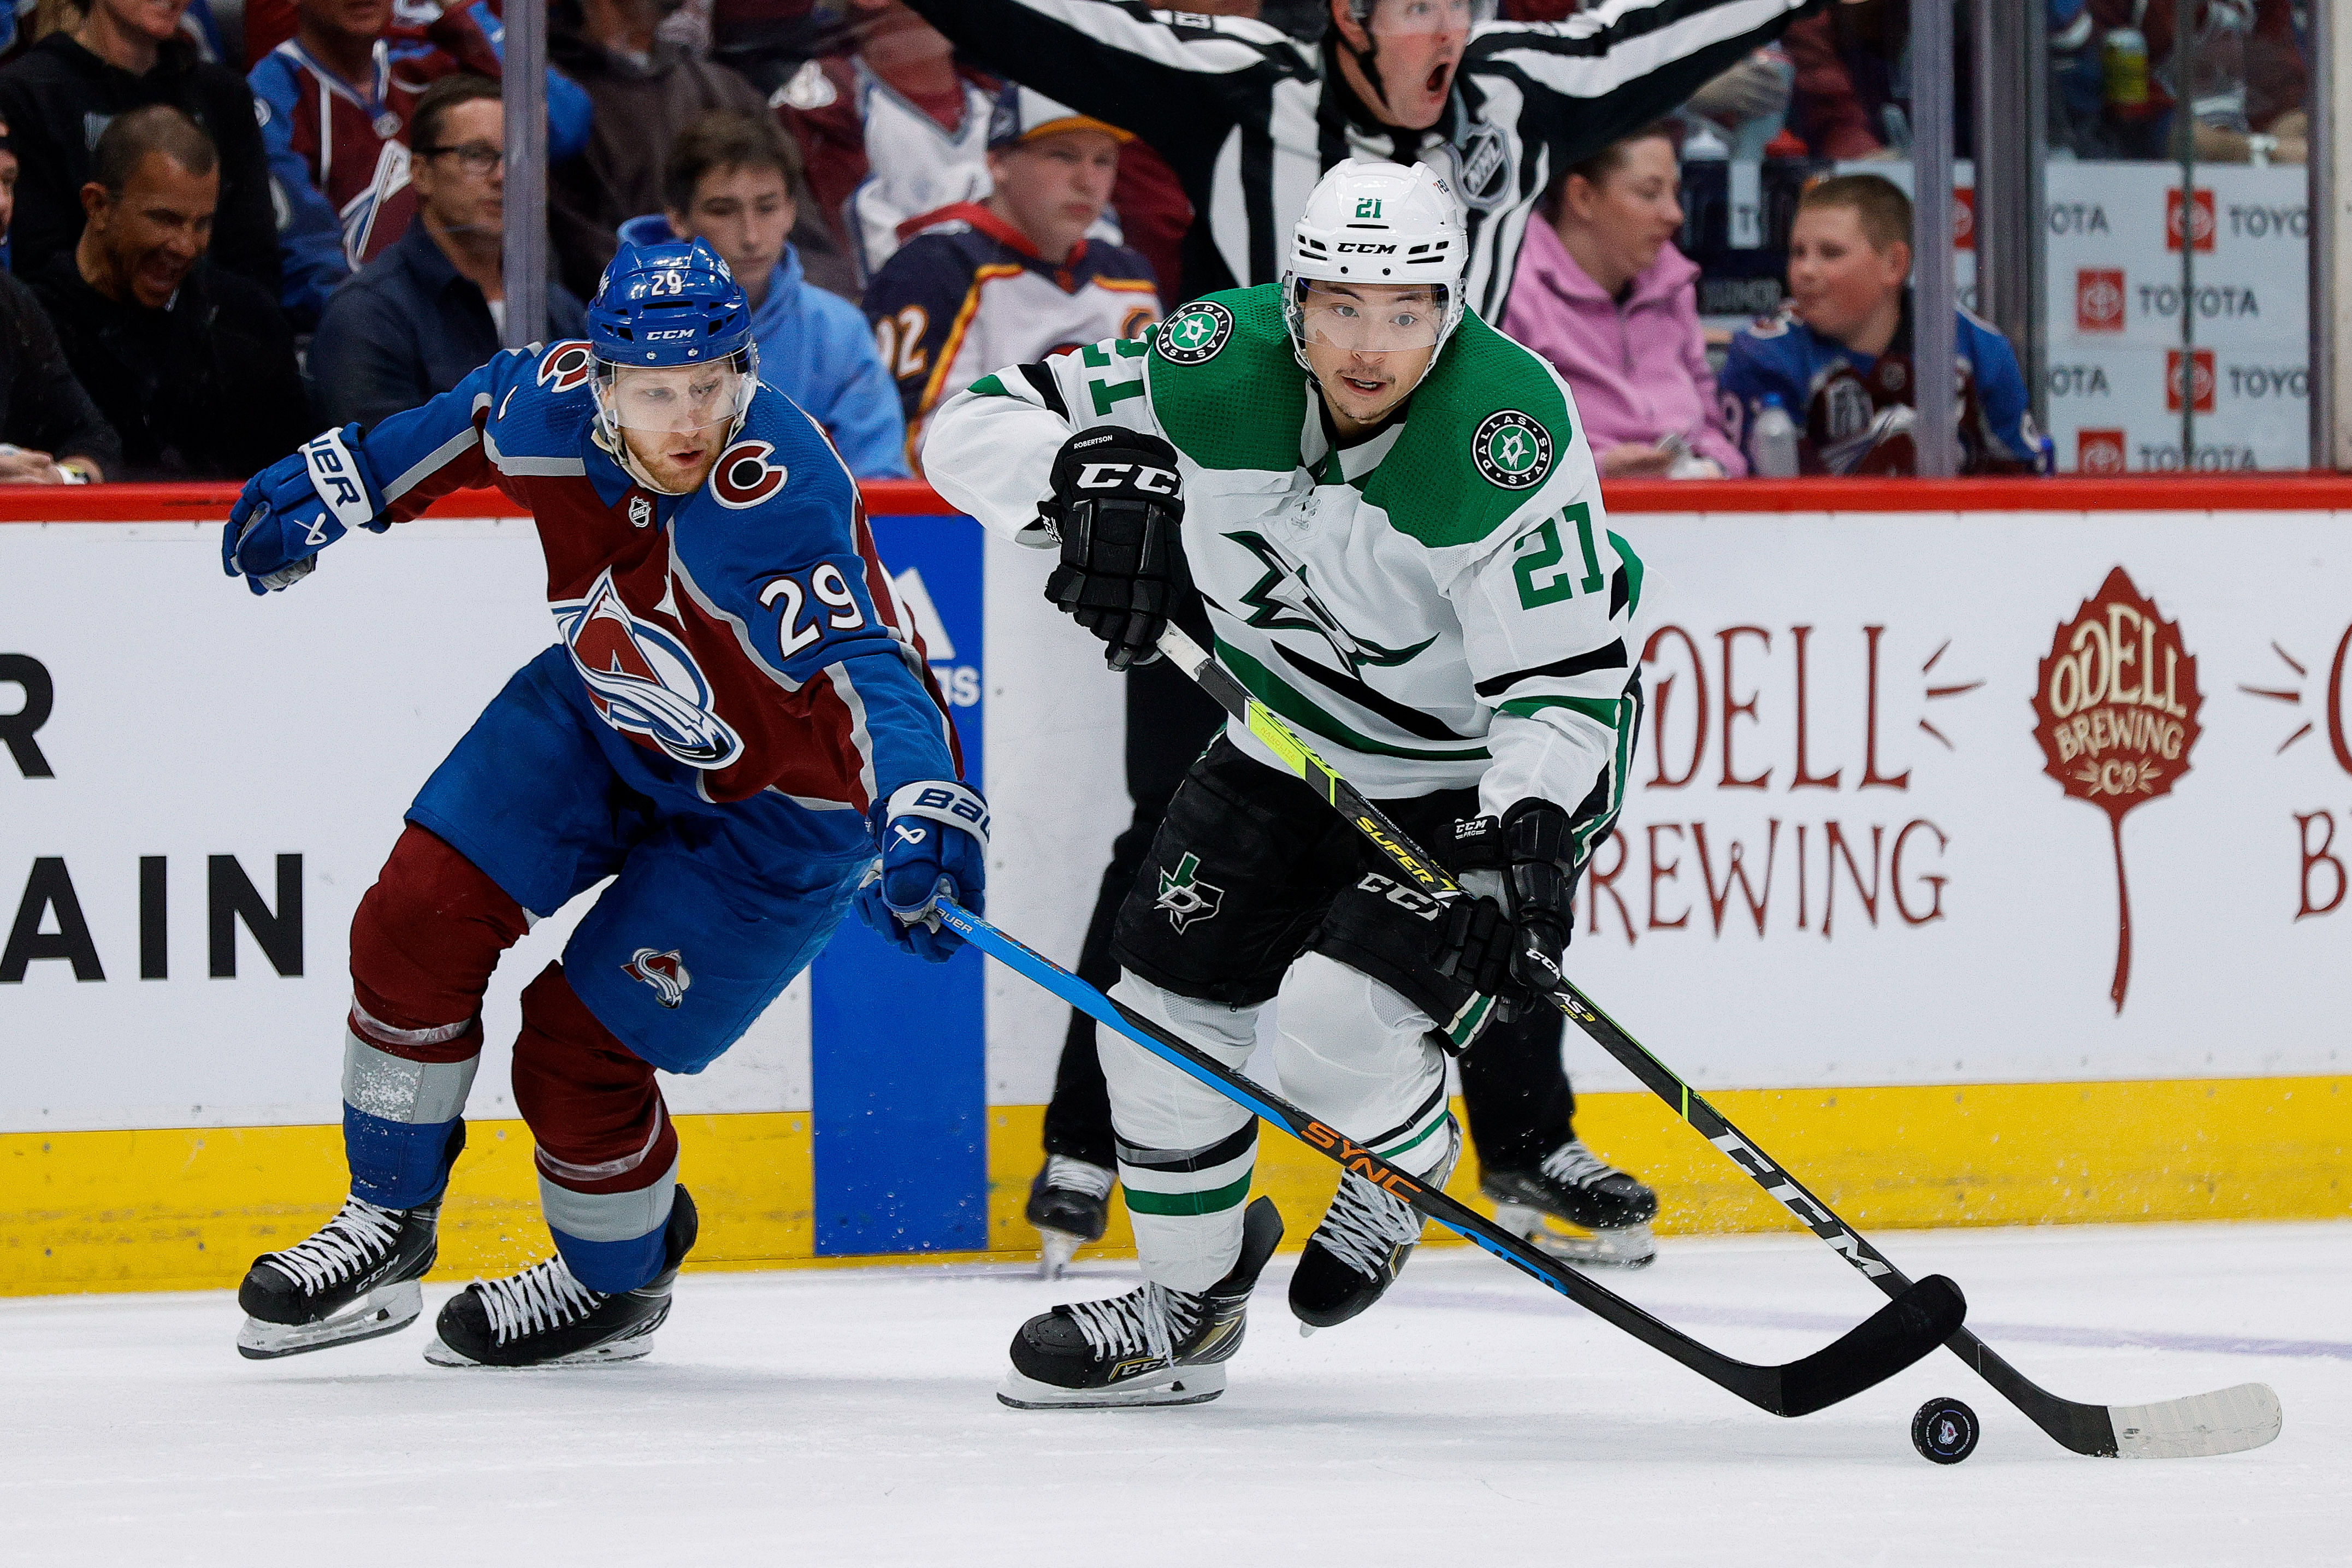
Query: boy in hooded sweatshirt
622 110 908 480
1500 123 1744 480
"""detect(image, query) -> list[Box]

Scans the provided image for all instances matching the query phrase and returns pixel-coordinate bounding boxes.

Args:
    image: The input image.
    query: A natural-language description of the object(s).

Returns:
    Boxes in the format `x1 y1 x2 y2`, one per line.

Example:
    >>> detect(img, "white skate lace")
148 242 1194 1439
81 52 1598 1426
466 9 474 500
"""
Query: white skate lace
1539 1140 1620 1190
1042 1155 1114 1201
1066 1282 1201 1365
263 1197 403 1297
472 1256 606 1345
1311 1171 1426 1280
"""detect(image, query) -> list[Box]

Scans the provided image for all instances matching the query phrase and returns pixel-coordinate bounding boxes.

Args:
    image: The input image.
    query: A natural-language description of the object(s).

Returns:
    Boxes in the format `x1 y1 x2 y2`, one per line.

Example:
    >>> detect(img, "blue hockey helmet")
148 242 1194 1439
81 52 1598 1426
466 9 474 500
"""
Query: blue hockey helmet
586 238 761 490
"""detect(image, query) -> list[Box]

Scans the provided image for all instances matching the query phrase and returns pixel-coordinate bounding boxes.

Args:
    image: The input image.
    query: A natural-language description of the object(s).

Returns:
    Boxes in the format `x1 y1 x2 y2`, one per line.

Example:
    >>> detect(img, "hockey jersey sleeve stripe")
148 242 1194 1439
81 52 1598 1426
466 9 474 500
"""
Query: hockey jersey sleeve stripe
1270 641 1479 744
381 419 485 504
1472 638 1629 698
823 661 879 806
1220 639 1490 763
1014 362 1070 419
1484 0 1805 93
1498 691 1626 730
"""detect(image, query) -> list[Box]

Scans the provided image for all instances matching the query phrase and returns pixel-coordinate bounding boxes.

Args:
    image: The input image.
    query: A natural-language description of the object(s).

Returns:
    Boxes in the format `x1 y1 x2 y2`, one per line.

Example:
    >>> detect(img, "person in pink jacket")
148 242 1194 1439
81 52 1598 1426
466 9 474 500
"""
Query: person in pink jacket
1500 123 1746 478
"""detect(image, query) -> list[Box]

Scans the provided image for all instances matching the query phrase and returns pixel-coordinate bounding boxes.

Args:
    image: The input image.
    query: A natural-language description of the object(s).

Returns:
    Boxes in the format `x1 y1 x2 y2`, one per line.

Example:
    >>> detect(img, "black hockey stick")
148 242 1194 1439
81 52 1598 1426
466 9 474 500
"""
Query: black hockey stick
1154 624 2283 1460
935 898 1964 1419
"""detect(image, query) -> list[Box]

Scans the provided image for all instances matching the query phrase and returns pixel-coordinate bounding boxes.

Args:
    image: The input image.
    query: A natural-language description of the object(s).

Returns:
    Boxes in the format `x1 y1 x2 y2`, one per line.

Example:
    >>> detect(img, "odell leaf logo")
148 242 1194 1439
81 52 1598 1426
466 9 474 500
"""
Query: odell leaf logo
2031 567 2202 1012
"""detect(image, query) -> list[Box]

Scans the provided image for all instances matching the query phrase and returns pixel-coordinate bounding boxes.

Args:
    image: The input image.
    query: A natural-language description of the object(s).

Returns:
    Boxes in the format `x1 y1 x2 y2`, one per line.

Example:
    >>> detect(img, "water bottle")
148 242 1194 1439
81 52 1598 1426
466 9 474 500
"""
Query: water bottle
1749 393 1799 479
1677 118 1730 261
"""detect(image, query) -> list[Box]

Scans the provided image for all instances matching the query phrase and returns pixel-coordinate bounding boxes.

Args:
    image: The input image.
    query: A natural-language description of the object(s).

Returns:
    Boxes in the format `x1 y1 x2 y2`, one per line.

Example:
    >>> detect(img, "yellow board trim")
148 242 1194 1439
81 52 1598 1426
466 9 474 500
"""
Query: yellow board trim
5 1076 2344 1296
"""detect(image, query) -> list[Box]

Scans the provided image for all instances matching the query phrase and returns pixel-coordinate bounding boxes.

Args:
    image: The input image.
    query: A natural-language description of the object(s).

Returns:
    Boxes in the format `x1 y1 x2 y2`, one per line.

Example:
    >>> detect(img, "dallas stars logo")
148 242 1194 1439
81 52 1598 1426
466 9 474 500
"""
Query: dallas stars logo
1227 529 1435 673
1473 410 1553 490
1156 851 1224 931
1157 300 1233 365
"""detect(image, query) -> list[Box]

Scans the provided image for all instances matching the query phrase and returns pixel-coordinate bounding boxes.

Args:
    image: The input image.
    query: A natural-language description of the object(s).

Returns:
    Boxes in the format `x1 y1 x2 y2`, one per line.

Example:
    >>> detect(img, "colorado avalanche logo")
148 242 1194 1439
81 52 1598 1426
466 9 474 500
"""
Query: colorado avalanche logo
711 440 788 510
537 340 594 394
555 568 744 770
623 947 691 1008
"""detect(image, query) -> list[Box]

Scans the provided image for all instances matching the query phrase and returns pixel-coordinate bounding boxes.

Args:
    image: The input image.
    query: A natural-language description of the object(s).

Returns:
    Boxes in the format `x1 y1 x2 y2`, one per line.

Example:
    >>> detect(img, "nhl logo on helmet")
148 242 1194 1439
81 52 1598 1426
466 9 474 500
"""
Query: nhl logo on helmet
711 440 789 510
623 947 692 1008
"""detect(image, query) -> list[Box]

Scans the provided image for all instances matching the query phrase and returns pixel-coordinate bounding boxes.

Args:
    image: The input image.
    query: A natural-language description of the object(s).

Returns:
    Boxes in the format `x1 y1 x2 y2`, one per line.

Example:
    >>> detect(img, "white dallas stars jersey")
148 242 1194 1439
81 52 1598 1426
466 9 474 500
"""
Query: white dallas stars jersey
926 284 1645 849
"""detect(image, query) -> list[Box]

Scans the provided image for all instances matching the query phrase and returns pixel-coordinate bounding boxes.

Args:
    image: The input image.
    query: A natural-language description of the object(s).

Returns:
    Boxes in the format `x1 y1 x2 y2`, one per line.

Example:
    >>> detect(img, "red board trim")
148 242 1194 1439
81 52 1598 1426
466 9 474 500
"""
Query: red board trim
5 474 2352 524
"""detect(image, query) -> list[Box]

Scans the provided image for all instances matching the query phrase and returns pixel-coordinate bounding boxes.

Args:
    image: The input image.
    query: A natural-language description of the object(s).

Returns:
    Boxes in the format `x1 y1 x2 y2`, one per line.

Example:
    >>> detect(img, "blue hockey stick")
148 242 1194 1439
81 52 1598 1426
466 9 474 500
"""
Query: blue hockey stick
933 898 1963 1419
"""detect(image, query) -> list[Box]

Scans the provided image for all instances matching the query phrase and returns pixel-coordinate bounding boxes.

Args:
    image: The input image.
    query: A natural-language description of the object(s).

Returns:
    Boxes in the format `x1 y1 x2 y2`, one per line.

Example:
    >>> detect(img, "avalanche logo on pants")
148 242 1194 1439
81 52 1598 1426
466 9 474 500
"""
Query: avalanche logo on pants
623 947 692 1008
556 568 744 770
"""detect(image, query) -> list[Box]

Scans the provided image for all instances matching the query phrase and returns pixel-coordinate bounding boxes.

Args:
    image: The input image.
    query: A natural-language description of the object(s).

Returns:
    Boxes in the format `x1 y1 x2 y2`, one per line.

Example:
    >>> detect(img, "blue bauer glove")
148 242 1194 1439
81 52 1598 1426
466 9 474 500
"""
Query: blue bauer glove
223 424 388 595
858 780 989 962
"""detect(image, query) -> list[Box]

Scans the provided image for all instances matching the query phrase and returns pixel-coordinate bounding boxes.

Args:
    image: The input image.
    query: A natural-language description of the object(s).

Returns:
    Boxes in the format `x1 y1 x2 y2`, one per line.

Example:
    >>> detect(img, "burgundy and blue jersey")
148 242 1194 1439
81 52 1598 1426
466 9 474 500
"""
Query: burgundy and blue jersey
359 340 961 816
1719 298 2048 477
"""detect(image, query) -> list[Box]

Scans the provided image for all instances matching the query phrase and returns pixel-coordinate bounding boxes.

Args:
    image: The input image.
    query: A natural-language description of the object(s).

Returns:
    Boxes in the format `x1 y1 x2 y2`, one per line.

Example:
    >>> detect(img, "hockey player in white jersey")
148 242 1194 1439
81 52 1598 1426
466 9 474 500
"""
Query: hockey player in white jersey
925 161 1645 1407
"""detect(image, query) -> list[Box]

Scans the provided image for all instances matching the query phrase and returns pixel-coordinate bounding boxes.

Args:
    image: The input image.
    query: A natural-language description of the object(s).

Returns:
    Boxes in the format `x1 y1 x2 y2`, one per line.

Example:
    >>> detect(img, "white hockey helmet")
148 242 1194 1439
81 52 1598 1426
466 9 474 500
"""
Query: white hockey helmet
1283 159 1468 378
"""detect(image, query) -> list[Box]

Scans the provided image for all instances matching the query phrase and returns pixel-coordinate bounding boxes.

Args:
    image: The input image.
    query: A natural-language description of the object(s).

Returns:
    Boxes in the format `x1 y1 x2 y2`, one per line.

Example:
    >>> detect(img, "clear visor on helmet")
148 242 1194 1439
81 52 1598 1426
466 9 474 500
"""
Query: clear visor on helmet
1362 0 1493 38
1290 280 1450 354
592 352 757 435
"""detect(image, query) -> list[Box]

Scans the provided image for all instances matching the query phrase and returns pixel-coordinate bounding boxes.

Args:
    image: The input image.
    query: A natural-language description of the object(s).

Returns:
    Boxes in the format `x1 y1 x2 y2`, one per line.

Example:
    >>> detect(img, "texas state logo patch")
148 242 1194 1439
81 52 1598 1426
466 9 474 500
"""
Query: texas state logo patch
1473 410 1553 490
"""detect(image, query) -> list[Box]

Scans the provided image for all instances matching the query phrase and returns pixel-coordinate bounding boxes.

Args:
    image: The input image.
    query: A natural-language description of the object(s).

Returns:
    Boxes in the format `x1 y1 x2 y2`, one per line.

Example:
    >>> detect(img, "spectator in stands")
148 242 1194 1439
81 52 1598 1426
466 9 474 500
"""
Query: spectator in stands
548 0 854 303
1720 174 2044 477
1500 124 1742 478
782 0 1190 294
250 0 595 328
864 86 1158 474
0 0 281 298
616 111 906 476
0 115 121 483
2081 0 2307 163
33 106 311 480
310 76 587 431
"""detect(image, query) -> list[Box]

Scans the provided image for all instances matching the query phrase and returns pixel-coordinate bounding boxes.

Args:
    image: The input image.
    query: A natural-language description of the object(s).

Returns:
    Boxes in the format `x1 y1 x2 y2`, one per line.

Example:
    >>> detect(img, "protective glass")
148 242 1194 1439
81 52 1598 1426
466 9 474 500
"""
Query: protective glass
593 358 756 434
1292 283 1450 354
1363 0 1492 38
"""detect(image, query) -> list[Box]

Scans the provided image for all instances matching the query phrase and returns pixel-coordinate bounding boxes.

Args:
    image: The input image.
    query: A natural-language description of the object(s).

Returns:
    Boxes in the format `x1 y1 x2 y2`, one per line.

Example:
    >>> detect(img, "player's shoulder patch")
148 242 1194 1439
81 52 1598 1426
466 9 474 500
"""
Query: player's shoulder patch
1369 312 1575 548
1147 285 1303 472
536 339 595 394
1155 299 1233 364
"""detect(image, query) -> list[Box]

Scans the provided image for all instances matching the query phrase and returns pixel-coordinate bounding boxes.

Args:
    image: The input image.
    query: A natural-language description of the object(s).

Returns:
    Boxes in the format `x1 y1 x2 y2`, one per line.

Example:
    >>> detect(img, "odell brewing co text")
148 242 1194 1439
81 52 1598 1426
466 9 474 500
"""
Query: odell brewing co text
2032 567 2202 1011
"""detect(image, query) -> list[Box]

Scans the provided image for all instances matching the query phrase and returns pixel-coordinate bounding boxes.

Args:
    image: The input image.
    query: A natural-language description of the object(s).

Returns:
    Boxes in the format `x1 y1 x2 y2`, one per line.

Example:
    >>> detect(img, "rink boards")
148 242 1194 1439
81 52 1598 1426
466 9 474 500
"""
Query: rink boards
2 478 2346 1293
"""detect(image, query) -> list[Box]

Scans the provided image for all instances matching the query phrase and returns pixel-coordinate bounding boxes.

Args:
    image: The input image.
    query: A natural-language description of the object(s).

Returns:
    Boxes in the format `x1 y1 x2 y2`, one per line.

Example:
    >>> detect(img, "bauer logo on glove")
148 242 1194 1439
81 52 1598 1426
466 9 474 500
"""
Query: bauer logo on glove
858 779 990 963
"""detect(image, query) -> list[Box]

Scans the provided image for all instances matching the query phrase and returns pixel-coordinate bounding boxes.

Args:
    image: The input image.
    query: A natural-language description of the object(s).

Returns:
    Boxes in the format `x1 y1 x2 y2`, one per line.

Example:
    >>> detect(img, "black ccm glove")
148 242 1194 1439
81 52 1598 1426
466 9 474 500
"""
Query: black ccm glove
1040 428 1186 671
1435 801 1577 1017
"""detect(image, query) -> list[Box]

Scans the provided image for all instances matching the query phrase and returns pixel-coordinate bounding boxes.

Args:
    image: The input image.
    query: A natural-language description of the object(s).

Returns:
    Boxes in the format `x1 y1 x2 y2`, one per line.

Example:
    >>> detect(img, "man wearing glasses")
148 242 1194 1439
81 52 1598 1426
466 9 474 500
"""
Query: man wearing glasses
310 74 588 432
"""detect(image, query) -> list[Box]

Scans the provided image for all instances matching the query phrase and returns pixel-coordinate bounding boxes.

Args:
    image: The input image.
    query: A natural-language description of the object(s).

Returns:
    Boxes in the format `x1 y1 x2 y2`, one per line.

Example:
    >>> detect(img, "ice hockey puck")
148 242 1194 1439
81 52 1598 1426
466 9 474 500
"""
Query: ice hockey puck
1911 1397 1979 1464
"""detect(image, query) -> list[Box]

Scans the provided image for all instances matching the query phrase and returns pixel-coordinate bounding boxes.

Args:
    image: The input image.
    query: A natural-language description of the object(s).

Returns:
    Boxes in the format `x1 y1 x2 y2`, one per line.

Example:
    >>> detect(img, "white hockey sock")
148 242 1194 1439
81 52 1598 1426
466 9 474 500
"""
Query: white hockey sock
1104 971 1262 1294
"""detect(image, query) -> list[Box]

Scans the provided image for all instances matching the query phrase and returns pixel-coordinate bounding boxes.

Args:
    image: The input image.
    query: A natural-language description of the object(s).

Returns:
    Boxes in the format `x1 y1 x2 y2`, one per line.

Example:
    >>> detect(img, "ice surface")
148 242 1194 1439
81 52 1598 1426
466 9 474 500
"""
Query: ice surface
3 1222 2344 1566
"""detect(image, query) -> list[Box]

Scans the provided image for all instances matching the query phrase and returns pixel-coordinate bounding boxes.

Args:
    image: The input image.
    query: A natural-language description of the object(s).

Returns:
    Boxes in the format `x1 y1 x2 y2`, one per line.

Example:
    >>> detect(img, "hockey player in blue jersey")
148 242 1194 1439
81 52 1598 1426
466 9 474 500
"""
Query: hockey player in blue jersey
1721 174 2048 477
224 239 987 1368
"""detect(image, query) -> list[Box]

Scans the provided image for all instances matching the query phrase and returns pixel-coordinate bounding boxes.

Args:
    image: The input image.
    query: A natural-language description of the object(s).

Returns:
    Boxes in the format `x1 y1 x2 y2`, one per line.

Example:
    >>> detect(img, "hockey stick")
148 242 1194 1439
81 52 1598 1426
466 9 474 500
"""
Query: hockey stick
935 898 1963 1419
1153 623 2283 1460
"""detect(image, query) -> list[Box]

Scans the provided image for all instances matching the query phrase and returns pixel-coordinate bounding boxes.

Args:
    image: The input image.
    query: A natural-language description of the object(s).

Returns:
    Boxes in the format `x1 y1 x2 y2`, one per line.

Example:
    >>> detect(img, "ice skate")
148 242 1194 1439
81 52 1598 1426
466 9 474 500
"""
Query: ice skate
425 1186 699 1368
236 1194 443 1359
235 1121 464 1360
1289 1120 1457 1332
1026 1155 1114 1278
1481 1139 1659 1269
1000 1196 1281 1409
